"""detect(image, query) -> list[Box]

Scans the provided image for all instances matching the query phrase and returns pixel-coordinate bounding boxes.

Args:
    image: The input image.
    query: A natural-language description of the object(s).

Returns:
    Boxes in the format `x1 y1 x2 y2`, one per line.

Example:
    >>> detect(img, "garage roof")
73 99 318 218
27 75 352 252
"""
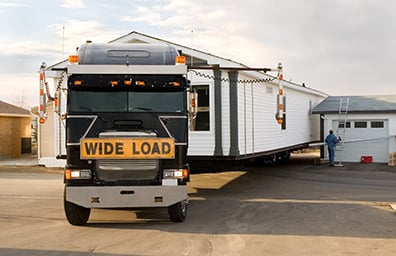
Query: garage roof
312 95 396 114
0 100 30 117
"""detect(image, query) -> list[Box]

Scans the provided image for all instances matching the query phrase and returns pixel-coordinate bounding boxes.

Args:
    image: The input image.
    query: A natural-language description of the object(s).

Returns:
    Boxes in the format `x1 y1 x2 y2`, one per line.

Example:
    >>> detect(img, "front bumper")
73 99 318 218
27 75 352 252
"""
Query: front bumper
65 184 187 208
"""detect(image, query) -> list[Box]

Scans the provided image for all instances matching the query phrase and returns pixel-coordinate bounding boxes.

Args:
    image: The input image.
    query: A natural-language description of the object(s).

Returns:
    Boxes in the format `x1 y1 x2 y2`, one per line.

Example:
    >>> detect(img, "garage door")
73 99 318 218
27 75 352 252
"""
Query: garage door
333 120 388 163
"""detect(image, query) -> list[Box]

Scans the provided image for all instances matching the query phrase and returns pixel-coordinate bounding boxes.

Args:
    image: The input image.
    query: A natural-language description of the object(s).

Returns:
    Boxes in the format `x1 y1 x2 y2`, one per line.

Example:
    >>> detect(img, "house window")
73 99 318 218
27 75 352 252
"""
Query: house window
192 85 210 131
354 121 367 128
371 121 384 128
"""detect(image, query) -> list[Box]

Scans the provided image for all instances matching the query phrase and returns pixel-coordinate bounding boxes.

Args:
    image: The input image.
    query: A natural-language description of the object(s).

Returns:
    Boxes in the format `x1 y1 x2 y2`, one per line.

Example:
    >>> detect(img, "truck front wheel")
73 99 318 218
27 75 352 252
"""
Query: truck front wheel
168 199 188 222
64 189 90 225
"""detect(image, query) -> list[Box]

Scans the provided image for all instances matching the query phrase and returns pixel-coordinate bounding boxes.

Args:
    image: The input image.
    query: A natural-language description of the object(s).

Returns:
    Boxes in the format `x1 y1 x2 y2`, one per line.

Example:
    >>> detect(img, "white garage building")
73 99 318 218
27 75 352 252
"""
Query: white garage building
312 95 396 163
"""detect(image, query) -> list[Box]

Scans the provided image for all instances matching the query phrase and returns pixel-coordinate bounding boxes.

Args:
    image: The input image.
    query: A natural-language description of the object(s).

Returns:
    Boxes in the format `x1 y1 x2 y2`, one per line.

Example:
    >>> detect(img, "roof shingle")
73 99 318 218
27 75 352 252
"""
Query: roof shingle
312 95 396 114
0 100 30 116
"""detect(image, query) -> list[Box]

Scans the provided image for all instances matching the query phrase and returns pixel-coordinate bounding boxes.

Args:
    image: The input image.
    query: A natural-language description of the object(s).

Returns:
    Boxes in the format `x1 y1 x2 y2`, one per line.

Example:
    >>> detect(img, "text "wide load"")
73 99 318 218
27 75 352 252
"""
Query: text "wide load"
80 138 175 159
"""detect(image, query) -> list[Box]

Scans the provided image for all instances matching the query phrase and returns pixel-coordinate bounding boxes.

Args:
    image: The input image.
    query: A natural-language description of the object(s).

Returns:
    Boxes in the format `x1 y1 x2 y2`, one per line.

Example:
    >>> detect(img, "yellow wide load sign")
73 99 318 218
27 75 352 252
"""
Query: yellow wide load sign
80 138 175 159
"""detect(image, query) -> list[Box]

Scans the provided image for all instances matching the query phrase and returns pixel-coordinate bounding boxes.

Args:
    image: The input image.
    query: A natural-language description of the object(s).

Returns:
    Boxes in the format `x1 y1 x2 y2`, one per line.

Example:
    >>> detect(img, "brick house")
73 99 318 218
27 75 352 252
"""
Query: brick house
0 100 31 158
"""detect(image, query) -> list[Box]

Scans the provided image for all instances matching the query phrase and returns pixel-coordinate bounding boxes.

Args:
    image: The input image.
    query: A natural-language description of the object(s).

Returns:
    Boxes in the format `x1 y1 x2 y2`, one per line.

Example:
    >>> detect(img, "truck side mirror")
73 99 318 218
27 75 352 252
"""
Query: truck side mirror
189 91 198 115
188 90 198 131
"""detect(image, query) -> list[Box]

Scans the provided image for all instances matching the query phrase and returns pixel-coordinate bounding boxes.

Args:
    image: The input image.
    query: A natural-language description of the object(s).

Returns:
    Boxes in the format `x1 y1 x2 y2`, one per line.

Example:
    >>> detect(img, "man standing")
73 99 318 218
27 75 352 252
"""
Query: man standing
325 129 339 166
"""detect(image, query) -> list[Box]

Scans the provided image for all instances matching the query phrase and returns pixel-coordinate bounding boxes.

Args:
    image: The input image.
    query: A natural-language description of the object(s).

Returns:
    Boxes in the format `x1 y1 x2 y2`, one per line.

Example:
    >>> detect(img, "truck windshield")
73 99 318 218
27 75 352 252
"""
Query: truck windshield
68 91 185 113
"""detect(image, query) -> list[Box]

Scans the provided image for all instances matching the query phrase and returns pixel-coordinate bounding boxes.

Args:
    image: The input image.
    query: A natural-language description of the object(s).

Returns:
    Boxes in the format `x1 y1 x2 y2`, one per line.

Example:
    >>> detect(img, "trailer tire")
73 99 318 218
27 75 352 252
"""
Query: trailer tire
168 199 188 222
64 189 90 226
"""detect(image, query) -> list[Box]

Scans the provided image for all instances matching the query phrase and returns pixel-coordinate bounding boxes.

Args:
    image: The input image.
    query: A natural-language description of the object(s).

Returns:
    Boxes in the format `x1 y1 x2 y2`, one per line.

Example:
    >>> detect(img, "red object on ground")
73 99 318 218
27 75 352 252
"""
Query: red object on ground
361 156 373 164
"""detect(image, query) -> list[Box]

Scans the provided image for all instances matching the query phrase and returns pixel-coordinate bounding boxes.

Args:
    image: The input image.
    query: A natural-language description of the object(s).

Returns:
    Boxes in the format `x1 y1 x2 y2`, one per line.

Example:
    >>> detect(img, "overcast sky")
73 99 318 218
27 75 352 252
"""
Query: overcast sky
1 0 395 108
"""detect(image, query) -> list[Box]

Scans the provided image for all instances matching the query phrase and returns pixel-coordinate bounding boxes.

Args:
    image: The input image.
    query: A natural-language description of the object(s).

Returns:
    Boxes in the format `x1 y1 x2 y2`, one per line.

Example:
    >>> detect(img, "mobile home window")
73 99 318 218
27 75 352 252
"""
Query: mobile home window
354 121 367 128
192 85 210 131
371 121 384 128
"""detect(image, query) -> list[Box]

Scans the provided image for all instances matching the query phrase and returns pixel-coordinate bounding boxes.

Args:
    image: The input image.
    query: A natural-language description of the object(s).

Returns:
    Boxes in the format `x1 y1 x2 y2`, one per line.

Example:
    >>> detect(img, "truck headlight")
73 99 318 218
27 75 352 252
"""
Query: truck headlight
65 169 91 180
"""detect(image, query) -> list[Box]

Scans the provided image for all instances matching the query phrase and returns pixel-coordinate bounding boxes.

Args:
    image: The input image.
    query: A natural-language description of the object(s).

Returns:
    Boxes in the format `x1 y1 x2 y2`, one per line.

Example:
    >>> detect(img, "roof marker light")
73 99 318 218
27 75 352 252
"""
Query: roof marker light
170 82 180 87
175 56 186 65
68 55 79 64
136 81 145 87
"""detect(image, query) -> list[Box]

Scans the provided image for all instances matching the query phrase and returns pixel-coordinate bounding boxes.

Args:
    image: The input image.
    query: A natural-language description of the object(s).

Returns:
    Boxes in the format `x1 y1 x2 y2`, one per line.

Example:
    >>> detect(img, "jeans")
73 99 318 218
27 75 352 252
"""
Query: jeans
328 145 335 165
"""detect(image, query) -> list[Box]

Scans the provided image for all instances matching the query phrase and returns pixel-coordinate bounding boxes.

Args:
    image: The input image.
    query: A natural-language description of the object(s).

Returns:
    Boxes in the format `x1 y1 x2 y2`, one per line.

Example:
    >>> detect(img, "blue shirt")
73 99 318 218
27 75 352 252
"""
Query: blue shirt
325 134 339 146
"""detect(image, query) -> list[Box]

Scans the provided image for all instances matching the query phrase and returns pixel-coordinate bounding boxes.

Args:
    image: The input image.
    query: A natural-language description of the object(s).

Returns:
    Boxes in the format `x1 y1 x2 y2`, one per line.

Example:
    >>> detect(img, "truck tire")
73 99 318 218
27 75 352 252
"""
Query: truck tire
168 199 188 222
64 189 90 226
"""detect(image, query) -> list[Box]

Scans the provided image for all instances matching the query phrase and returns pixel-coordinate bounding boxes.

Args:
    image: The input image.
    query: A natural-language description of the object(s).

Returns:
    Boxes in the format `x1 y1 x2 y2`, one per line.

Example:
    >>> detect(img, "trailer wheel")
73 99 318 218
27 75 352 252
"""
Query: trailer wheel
64 189 90 226
168 199 188 222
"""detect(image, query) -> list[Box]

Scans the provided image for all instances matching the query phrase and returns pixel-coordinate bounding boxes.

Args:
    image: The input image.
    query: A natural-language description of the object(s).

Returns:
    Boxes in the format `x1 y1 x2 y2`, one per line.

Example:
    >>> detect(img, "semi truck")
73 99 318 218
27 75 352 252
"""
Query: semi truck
38 37 327 225
39 43 193 225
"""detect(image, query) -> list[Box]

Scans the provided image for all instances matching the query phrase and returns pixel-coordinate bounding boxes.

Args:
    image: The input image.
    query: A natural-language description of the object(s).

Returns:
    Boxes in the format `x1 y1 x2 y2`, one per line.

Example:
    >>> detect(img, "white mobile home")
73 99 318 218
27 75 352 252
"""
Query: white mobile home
185 67 327 161
38 31 327 167
312 95 396 163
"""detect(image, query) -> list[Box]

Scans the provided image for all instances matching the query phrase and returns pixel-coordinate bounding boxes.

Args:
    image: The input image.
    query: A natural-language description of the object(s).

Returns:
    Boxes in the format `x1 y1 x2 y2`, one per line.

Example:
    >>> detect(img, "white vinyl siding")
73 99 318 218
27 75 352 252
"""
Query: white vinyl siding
188 70 326 157
187 70 215 156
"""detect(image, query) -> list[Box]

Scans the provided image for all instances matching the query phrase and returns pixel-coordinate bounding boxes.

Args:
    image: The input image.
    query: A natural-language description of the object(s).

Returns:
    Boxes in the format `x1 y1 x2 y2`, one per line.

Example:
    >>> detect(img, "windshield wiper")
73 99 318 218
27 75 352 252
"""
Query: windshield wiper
79 107 109 125
134 107 152 112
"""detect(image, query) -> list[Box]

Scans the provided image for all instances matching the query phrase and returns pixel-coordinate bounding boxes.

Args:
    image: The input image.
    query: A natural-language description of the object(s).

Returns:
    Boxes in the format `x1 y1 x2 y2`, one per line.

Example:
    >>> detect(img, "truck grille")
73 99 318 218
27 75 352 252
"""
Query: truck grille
96 131 159 181
96 159 159 181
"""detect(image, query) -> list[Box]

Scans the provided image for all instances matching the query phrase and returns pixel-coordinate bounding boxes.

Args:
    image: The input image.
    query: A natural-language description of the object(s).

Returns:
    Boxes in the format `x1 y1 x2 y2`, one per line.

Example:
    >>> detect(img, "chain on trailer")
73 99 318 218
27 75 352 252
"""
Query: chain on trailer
189 69 277 84
188 63 284 125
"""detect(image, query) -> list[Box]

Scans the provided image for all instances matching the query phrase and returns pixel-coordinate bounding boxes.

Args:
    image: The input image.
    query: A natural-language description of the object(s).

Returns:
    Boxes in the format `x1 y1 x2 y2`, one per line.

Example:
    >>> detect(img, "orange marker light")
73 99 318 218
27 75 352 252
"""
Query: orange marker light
175 56 186 65
65 169 71 180
68 55 79 63
183 169 189 179
136 81 145 86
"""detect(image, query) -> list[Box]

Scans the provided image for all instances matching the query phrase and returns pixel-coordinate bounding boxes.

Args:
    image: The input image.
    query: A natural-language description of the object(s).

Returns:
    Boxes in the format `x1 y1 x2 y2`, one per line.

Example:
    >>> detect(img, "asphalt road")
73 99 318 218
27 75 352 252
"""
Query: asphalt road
0 158 396 255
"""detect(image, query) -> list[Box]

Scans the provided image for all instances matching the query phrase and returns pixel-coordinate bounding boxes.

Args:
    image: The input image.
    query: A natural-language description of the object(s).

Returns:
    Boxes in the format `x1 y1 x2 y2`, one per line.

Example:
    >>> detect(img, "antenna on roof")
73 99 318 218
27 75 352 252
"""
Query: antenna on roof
190 30 194 66
62 26 65 59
